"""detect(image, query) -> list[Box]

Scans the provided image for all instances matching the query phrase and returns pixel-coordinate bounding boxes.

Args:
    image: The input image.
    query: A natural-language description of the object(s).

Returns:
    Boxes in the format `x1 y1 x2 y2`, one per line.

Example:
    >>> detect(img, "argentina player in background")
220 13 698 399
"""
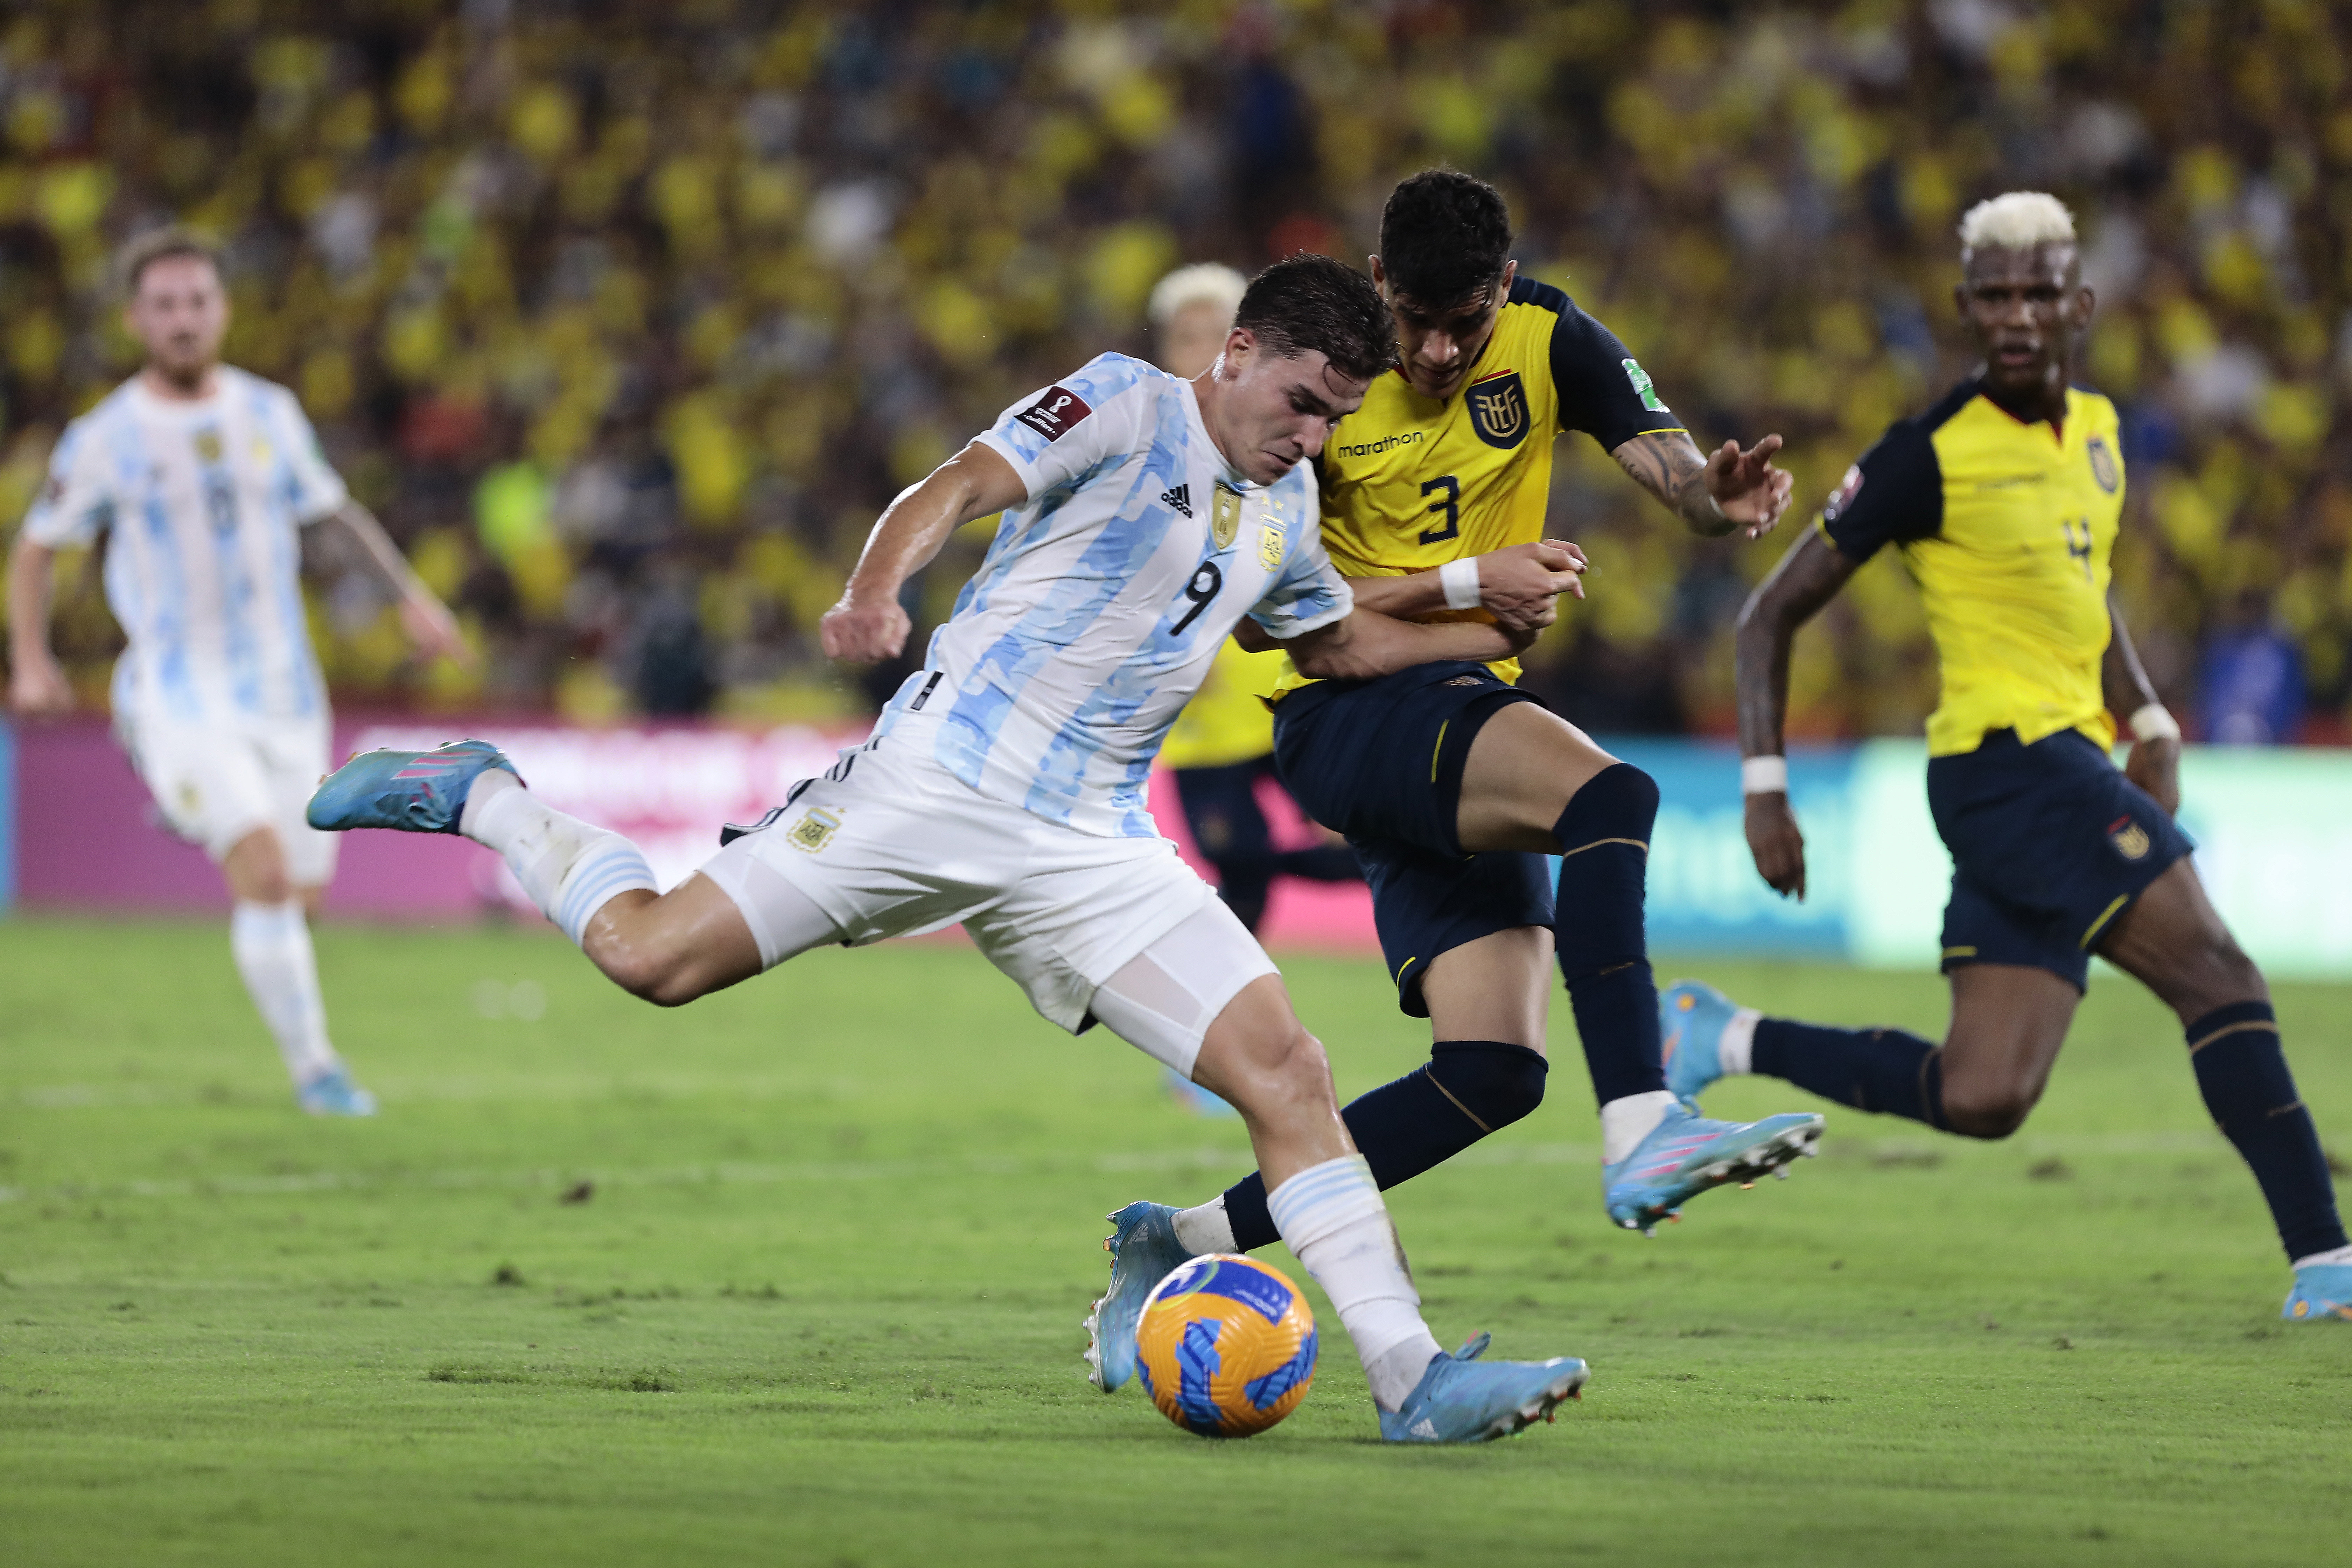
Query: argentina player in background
6 227 468 1116
308 256 1596 1441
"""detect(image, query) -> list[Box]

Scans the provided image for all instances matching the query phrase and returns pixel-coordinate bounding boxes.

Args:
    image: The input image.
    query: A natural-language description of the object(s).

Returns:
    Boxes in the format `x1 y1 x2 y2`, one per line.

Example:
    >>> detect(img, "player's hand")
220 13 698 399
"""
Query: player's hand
1744 791 1808 900
1477 540 1586 631
2126 735 2182 817
820 593 912 665
399 594 475 668
6 649 76 717
1704 435 1796 541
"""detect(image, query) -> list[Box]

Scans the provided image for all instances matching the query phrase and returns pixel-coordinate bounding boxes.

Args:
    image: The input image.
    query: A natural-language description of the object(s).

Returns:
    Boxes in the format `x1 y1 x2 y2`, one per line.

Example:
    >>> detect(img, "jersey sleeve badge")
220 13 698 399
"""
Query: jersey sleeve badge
1014 385 1092 442
1466 371 1530 450
1621 358 1669 413
1822 464 1864 522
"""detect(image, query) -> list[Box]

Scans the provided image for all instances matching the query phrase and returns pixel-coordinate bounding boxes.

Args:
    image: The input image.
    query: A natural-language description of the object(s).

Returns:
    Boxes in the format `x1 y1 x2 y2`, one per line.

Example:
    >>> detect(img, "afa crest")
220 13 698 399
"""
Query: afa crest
2086 436 2120 494
2107 814 2150 861
1466 371 1530 450
787 806 843 854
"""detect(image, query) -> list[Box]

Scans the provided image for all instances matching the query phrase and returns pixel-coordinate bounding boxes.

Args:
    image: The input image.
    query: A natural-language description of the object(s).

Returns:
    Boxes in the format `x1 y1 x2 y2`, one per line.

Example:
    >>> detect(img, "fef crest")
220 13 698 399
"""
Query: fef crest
2107 814 2150 861
2087 435 2120 494
1466 371 1529 450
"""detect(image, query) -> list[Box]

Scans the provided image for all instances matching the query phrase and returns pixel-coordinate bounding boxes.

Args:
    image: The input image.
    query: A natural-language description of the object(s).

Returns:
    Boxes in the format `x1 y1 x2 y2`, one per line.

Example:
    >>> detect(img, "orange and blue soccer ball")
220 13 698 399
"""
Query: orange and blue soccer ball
1134 1253 1317 1437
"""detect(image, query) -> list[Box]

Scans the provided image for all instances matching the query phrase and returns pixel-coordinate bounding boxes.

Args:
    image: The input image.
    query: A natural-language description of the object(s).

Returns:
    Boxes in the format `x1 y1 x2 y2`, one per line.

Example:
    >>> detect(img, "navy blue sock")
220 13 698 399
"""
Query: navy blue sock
2186 1002 2349 1262
1751 1018 1947 1128
1219 1041 1547 1252
1553 763 1666 1106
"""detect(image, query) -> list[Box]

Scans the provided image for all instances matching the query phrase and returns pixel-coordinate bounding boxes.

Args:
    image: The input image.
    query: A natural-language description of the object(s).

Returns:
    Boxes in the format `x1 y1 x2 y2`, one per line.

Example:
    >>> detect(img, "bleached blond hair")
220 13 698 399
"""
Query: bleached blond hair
1958 192 2077 258
1148 262 1250 327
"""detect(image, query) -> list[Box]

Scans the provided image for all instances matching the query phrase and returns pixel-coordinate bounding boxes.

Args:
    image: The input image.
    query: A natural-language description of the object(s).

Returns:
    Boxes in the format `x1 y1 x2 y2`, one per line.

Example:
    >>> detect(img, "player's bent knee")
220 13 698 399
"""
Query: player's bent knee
1940 1084 2033 1140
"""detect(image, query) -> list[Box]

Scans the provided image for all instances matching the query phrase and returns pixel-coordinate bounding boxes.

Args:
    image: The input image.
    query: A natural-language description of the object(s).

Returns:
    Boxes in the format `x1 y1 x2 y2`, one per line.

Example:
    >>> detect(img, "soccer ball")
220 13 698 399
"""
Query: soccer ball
1134 1253 1317 1437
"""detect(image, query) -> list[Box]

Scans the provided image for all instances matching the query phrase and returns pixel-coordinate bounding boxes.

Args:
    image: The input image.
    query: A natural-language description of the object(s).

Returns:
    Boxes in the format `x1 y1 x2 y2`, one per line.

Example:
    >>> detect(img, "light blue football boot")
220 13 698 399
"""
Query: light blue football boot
1084 1201 1196 1392
306 739 518 835
1660 978 1749 1105
1378 1334 1589 1443
2282 1262 2352 1323
297 1063 377 1117
1603 1100 1824 1236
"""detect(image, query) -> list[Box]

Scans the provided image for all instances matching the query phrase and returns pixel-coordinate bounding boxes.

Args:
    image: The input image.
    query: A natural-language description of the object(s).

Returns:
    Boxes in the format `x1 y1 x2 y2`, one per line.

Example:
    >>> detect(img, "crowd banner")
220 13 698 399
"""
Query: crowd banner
4 716 2347 976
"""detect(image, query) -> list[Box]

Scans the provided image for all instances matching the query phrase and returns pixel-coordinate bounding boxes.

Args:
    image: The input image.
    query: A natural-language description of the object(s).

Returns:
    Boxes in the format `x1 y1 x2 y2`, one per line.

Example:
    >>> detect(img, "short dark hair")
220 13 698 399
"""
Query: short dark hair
1232 253 1396 383
117 225 224 296
1378 169 1513 308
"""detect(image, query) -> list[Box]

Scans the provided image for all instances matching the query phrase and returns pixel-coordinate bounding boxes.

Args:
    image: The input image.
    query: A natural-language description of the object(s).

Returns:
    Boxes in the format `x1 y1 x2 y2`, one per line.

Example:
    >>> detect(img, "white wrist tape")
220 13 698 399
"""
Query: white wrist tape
2129 704 2181 743
1741 755 1790 796
1438 556 1482 611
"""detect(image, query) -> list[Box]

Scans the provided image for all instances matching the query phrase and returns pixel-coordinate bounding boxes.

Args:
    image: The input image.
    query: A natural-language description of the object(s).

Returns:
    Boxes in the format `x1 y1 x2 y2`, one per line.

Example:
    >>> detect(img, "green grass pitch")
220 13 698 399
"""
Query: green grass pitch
2 917 2348 1566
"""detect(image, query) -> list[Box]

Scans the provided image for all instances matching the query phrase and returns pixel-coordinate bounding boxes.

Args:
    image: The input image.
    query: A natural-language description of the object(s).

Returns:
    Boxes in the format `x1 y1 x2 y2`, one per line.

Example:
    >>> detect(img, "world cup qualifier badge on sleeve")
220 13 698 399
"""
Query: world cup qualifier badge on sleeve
1014 385 1092 442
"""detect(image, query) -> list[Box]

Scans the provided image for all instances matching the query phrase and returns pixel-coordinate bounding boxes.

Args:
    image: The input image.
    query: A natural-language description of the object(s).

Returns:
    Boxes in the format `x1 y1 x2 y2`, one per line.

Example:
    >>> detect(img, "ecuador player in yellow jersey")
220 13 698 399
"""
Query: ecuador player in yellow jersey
1115 172 1825 1287
1151 264 1360 936
1662 193 2350 1322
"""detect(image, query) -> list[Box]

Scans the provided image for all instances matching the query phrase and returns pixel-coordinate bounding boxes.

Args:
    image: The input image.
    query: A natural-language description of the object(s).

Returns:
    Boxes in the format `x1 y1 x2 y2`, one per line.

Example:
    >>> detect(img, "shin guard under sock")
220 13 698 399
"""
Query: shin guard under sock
1751 1018 1948 1129
2186 1001 2349 1262
1217 1041 1548 1252
1553 763 1666 1107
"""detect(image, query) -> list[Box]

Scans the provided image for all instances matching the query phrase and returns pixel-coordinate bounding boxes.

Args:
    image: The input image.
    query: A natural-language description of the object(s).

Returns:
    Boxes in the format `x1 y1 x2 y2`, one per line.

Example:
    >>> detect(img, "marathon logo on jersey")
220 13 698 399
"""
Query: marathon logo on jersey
1160 483 1193 518
1014 385 1092 443
1466 371 1530 450
2087 435 2120 494
1822 464 1864 523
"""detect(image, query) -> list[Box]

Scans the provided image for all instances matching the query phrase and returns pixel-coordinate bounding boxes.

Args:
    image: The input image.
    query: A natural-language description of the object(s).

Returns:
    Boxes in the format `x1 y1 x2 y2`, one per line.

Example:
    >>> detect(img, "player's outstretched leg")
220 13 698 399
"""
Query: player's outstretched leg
309 741 761 1005
1090 951 1585 1440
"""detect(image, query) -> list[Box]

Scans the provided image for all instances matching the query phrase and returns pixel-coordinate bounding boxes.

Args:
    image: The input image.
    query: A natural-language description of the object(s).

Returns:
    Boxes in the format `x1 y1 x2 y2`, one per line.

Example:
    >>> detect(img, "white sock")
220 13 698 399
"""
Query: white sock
1600 1089 1681 1166
1265 1154 1444 1411
461 772 657 945
1717 1007 1762 1077
2292 1243 2352 1270
230 900 336 1084
1172 1196 1235 1256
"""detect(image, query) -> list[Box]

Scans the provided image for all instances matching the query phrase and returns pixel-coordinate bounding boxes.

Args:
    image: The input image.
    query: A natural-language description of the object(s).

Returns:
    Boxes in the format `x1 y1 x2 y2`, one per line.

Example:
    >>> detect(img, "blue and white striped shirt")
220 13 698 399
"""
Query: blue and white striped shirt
881 353 1351 838
21 369 346 728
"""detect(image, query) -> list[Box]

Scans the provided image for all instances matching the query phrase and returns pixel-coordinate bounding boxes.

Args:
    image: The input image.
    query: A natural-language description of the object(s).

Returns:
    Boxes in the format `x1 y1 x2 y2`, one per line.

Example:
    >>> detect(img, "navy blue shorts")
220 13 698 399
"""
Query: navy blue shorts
1272 661 1551 1016
1929 728 2194 992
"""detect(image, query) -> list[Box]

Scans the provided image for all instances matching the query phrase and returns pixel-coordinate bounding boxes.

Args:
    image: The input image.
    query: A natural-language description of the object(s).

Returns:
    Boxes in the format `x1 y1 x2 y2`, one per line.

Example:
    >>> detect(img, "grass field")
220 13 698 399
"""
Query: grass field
2 917 2348 1566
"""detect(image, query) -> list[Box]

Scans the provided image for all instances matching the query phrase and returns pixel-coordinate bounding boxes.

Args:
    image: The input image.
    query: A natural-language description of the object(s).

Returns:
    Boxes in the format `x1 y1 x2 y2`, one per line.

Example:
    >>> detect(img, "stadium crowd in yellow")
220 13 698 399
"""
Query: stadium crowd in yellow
0 0 2347 740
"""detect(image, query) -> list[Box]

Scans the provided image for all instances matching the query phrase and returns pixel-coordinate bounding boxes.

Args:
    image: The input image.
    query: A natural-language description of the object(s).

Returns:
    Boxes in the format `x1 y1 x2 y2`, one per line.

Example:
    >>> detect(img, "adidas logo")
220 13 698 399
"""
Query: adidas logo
1160 484 1192 517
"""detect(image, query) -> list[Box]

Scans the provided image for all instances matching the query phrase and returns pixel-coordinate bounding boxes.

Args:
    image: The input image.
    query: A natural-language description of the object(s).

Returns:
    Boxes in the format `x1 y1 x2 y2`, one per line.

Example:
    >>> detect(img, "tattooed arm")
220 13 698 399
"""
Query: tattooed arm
1609 429 1796 541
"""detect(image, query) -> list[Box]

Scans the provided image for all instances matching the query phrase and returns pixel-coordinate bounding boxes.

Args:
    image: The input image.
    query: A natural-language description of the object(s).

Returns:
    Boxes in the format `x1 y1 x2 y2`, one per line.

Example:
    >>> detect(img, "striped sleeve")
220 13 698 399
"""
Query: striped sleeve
18 416 114 547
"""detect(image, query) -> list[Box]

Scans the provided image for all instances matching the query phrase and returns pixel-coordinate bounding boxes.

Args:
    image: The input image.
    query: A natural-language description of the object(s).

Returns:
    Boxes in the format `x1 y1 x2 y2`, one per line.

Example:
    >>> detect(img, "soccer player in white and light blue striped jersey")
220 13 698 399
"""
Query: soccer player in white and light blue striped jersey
309 255 1593 1440
6 227 468 1115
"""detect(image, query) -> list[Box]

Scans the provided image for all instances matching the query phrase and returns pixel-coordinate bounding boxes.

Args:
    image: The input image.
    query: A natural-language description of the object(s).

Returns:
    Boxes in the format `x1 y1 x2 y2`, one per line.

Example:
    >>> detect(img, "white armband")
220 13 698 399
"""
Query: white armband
2128 704 2181 743
1740 755 1790 796
1438 556 1482 611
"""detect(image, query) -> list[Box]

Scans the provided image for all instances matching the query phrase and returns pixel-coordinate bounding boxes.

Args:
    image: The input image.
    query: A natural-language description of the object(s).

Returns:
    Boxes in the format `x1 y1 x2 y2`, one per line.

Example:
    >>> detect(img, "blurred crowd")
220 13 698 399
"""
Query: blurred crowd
1 0 2349 742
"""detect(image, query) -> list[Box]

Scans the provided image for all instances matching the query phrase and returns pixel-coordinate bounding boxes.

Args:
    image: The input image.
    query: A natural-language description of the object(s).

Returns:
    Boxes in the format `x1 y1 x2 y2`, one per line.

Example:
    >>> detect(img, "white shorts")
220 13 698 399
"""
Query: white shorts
697 736 1276 1073
118 709 339 886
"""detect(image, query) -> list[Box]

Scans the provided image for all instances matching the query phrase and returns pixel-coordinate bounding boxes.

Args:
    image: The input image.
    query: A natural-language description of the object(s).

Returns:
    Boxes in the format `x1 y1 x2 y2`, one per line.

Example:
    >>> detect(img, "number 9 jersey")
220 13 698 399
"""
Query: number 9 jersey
1297 274 1686 688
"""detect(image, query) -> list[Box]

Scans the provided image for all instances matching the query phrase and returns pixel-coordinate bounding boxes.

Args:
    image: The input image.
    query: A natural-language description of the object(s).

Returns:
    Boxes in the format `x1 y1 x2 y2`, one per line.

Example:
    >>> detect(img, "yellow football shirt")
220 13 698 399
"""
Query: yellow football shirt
1160 639 1286 770
1278 275 1684 692
1819 378 2128 755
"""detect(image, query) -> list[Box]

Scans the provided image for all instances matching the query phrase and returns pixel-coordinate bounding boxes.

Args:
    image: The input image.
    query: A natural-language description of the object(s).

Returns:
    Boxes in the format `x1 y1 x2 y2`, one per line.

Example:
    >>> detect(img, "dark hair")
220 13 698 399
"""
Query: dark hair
1378 169 1513 308
1232 253 1396 382
117 225 224 296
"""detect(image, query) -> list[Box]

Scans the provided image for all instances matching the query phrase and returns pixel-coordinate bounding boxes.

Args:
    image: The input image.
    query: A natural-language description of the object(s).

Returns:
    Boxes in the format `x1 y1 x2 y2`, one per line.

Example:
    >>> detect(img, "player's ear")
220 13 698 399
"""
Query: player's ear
1499 259 1517 293
2071 285 2096 329
1367 254 1385 292
1222 326 1255 376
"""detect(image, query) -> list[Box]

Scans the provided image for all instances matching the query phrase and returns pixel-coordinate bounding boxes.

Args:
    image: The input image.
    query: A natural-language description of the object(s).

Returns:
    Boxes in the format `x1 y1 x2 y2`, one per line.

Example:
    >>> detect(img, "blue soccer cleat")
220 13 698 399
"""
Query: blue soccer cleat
307 739 518 835
297 1063 377 1117
1661 978 1749 1105
1604 1100 1824 1236
2283 1263 2352 1323
1378 1333 1589 1443
1084 1201 1196 1392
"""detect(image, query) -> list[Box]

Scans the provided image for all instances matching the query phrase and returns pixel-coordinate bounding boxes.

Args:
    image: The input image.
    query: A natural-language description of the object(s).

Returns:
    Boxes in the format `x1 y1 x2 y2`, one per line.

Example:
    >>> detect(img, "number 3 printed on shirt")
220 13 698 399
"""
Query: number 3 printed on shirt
1418 474 1460 544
